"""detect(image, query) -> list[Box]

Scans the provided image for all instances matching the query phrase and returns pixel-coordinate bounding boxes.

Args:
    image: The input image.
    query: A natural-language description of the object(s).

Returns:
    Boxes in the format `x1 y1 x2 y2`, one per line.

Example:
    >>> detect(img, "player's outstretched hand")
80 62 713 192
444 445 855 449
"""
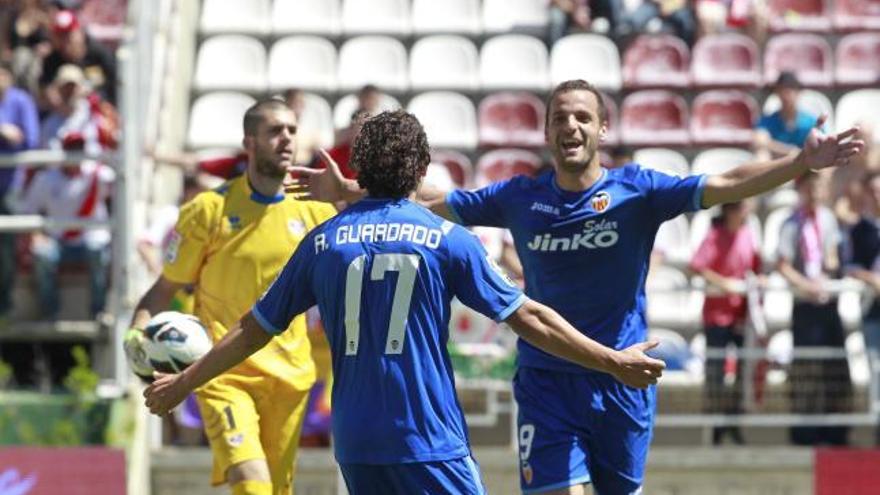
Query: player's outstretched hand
610 341 666 389
285 149 349 202
800 114 866 171
144 371 188 416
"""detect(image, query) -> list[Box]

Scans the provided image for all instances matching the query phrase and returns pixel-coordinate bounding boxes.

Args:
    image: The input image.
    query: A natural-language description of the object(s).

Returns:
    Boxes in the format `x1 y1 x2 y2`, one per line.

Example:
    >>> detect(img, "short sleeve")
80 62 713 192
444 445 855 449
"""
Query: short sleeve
447 227 526 322
777 217 799 263
639 168 707 223
251 236 318 335
162 193 217 284
445 180 511 228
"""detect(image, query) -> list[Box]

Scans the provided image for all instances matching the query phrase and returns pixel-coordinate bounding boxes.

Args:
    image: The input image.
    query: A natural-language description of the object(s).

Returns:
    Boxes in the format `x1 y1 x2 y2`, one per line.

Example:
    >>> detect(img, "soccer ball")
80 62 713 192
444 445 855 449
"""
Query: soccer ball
143 311 212 373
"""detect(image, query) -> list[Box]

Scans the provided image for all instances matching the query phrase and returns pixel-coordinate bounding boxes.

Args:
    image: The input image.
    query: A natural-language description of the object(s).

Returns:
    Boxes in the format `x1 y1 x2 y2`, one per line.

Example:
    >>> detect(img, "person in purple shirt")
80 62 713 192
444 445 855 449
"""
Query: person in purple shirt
0 60 40 320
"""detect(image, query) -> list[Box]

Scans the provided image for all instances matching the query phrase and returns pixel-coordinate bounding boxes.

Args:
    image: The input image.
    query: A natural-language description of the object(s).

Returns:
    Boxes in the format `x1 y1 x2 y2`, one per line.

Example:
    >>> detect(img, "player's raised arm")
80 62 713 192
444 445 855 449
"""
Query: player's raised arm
701 115 865 208
144 311 272 416
504 300 665 389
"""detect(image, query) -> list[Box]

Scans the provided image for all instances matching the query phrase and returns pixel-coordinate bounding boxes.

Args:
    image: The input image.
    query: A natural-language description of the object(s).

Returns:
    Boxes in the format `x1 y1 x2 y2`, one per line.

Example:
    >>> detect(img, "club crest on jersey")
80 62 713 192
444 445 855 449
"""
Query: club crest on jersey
226 433 244 447
164 230 181 264
591 191 611 213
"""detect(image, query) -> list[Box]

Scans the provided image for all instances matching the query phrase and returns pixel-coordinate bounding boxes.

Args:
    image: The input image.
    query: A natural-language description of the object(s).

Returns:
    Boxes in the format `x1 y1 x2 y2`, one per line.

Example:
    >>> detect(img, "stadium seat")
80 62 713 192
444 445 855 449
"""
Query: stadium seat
407 92 478 149
622 34 690 89
764 186 800 211
272 0 340 36
299 93 335 149
341 0 411 36
194 36 267 93
768 0 832 32
647 328 692 371
835 89 880 143
764 34 833 87
766 327 793 364
474 148 543 187
633 148 690 177
200 0 270 35
689 208 762 256
762 206 794 263
338 36 409 92
550 34 622 91
691 33 761 88
763 89 834 130
412 0 481 35
333 93 401 129
478 92 545 148
655 215 691 268
692 148 754 176
187 92 256 149
835 32 880 86
620 91 689 146
480 35 551 91
690 90 759 146
834 0 880 31
268 36 338 92
845 331 871 386
430 149 473 187
409 36 480 91
763 273 794 331
482 0 548 35
602 93 620 146
646 266 701 333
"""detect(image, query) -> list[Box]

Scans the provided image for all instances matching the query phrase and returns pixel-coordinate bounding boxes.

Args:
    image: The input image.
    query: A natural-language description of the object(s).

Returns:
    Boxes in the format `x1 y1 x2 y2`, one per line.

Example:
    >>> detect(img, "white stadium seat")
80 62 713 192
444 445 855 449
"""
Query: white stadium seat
763 89 834 131
836 89 880 144
550 34 622 91
187 92 255 149
338 36 409 92
412 0 481 36
633 148 690 177
762 206 794 264
333 93 401 129
409 36 480 91
763 273 793 331
194 35 266 92
480 35 550 91
272 0 340 36
482 0 548 35
691 148 753 177
655 215 691 268
200 0 270 35
646 265 702 333
299 93 335 149
341 0 411 36
268 36 338 92
407 92 478 149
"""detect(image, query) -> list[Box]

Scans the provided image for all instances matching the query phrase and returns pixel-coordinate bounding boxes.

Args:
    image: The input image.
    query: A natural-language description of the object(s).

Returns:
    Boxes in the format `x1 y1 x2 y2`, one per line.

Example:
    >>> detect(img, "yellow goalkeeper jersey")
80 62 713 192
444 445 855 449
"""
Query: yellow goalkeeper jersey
163 175 335 389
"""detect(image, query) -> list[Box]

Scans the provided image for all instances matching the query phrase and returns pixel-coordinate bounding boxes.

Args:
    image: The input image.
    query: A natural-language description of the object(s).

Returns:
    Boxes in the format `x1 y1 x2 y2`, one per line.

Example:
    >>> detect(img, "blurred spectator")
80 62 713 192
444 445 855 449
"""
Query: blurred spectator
777 171 852 446
41 64 116 153
2 0 52 92
690 200 761 445
0 60 38 321
621 0 697 46
842 172 880 445
832 123 880 227
282 87 322 166
321 109 369 180
547 0 591 44
39 9 116 106
695 0 767 44
356 84 382 116
753 72 820 161
17 153 114 319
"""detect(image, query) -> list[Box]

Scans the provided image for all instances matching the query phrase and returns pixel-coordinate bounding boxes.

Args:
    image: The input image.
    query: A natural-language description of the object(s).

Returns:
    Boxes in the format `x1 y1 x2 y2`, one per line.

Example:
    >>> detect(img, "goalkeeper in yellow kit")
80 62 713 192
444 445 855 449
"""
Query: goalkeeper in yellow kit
124 99 335 495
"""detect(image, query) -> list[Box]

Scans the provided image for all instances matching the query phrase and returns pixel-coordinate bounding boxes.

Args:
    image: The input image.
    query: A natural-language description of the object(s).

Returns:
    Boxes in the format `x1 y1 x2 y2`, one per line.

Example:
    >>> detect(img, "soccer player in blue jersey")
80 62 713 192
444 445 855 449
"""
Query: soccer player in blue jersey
144 110 667 495
288 80 865 494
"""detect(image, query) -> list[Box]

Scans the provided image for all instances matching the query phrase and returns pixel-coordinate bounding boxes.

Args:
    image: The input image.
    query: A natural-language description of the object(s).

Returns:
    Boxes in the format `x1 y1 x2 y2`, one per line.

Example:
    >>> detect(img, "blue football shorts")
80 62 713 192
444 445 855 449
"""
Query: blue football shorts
339 455 486 495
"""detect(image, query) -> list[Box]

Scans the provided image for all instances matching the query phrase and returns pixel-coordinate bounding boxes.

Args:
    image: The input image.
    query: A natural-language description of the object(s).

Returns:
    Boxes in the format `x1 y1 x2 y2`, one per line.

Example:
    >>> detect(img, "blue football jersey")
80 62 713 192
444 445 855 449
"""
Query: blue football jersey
447 165 706 374
252 198 526 464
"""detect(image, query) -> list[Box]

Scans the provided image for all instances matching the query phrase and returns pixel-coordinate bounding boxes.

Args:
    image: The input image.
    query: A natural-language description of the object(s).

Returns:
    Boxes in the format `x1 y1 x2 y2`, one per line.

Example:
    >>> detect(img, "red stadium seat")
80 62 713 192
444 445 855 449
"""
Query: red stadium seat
478 92 545 148
690 90 758 146
768 0 832 32
835 32 880 86
430 150 473 188
620 91 690 146
764 34 833 87
834 0 880 31
475 149 543 187
691 33 761 88
622 35 690 89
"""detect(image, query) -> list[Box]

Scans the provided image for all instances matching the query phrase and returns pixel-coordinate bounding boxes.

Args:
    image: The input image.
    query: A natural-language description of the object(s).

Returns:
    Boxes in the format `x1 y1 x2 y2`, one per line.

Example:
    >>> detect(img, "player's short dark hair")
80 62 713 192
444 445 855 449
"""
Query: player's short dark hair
242 98 290 137
353 110 430 199
545 79 608 129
